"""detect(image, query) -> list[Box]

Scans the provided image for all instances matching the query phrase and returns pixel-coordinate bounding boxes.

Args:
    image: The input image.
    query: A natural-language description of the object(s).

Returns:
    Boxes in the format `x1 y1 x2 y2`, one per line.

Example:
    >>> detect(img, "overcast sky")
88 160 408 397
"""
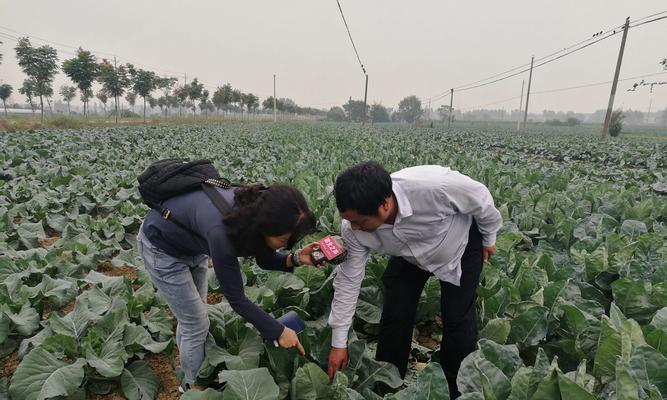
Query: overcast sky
0 0 665 113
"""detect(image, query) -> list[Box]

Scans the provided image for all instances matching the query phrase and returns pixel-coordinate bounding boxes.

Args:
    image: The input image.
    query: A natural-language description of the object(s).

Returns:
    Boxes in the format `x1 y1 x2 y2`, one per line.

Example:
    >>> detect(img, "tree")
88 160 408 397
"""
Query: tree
199 89 210 116
437 105 453 122
96 91 109 115
189 78 204 115
157 96 168 119
14 37 59 122
263 96 282 112
62 48 99 118
148 96 157 114
173 84 191 116
18 79 37 113
370 103 390 123
212 85 232 114
0 84 12 116
156 77 177 117
98 59 130 124
232 89 242 112
80 88 93 114
242 93 259 113
59 85 77 114
609 110 625 137
327 106 346 122
397 95 423 123
125 92 137 112
127 65 159 123
342 100 369 122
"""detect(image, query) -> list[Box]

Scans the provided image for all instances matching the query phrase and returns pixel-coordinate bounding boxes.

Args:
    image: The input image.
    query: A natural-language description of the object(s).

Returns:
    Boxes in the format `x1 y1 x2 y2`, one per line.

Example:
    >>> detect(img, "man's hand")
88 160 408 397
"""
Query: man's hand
483 245 496 263
327 346 349 382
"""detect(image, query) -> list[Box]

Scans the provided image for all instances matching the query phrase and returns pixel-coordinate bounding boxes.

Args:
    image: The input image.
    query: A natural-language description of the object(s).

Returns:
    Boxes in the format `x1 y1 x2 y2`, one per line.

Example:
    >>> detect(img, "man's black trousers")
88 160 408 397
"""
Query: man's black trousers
375 220 484 398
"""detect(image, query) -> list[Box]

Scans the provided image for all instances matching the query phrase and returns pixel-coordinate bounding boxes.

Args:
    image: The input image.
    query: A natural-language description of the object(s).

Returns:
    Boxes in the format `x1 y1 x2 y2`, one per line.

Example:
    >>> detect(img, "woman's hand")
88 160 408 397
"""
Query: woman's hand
277 327 305 355
297 243 325 267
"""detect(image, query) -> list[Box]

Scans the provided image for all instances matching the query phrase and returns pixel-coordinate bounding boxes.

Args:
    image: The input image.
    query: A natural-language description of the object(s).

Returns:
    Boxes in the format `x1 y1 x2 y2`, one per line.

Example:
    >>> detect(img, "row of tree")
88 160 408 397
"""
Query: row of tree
0 38 322 122
326 95 455 124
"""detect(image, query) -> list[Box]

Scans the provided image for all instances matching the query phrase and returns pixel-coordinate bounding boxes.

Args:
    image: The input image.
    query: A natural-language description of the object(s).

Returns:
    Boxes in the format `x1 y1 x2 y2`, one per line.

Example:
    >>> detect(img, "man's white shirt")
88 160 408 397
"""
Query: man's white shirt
328 165 502 348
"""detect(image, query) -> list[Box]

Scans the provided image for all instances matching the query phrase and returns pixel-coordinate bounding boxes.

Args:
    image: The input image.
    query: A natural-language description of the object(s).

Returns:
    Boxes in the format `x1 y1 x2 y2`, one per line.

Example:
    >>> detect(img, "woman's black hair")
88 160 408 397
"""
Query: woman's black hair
224 184 317 257
334 161 393 216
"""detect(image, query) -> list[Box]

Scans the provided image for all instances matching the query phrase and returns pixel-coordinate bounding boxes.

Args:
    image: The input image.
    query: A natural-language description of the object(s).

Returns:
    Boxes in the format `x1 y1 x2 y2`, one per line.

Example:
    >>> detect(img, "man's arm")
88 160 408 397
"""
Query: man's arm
328 221 371 348
440 170 503 248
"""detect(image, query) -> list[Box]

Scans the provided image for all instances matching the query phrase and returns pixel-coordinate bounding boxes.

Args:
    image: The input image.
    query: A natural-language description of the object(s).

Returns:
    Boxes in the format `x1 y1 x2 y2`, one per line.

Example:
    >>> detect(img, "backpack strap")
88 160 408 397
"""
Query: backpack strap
201 182 233 215
158 182 233 241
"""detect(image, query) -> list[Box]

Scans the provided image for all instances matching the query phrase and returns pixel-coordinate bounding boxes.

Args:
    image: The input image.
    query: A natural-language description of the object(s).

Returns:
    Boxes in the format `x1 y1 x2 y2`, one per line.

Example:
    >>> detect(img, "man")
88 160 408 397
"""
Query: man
327 162 502 398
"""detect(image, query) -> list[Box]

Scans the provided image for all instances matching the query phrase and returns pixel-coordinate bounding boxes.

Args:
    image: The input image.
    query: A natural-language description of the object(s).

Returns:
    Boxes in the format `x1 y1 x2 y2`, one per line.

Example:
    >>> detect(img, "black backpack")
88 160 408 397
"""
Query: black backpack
137 159 233 238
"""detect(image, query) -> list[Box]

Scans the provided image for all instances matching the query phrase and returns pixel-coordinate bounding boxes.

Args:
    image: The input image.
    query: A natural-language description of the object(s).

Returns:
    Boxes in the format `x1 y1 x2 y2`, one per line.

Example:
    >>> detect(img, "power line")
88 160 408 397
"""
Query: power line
456 71 667 111
427 11 667 103
0 24 185 78
335 0 366 74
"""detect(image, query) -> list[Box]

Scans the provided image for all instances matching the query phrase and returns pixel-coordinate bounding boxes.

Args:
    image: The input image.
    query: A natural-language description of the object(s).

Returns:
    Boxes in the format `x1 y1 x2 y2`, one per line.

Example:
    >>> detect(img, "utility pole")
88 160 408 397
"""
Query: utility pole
362 74 369 124
447 88 454 130
517 80 525 131
348 96 352 123
273 74 277 123
602 17 630 139
647 97 652 124
522 56 534 132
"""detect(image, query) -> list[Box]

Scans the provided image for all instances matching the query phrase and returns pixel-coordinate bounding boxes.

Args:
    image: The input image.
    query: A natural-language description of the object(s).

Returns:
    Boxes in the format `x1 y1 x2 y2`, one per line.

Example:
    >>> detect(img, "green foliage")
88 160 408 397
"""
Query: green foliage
1 123 666 399
327 106 347 122
0 83 12 115
14 37 59 121
62 48 99 116
397 95 423 123
342 99 369 122
609 110 625 137
370 103 390 123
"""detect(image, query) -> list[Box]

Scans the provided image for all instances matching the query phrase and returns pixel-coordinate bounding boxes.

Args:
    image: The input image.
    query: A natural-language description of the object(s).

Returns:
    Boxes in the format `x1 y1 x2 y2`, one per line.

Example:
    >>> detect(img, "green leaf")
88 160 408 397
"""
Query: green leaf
123 324 170 354
140 306 173 341
6 303 40 337
219 367 279 400
182 389 225 399
48 300 96 339
352 356 403 392
388 362 450 400
628 345 667 397
616 359 641 400
0 313 9 344
478 339 523 379
16 222 46 249
291 362 331 400
121 360 160 400
557 373 597 399
480 318 512 344
509 306 548 348
86 341 126 378
9 348 86 400
457 353 511 400
593 316 622 378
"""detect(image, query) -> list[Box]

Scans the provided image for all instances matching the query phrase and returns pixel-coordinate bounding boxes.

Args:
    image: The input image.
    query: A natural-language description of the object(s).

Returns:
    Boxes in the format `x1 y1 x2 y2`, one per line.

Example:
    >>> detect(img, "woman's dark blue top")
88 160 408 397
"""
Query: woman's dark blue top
143 186 287 339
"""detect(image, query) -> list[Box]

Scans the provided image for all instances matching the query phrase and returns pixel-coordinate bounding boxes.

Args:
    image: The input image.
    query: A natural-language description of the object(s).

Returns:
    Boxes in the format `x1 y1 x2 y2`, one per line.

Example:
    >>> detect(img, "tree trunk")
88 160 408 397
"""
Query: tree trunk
115 95 119 125
67 101 71 115
39 93 44 122
3 100 6 116
143 96 146 123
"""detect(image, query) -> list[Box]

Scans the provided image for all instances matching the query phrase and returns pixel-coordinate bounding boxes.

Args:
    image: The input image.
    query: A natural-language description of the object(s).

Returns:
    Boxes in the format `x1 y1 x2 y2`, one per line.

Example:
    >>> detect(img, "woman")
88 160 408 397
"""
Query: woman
137 182 317 391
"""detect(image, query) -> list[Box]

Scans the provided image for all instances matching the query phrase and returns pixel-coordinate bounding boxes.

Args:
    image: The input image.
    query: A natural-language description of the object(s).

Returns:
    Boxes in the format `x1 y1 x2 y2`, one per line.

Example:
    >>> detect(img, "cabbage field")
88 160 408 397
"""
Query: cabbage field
0 123 666 400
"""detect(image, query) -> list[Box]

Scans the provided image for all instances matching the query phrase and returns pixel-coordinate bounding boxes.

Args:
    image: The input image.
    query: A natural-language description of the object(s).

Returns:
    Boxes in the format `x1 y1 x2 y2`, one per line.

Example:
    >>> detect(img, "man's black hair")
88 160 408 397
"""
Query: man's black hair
334 161 393 216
